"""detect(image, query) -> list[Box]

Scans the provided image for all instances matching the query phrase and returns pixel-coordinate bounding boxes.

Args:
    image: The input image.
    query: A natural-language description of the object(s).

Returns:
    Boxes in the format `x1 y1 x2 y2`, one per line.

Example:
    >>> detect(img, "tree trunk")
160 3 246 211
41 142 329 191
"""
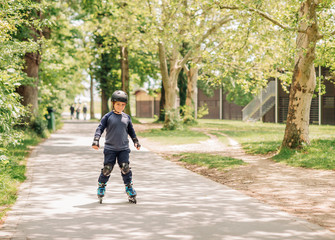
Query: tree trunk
282 0 319 149
158 43 181 128
101 89 109 117
89 71 95 119
185 57 200 110
120 46 131 115
159 81 165 121
17 52 40 117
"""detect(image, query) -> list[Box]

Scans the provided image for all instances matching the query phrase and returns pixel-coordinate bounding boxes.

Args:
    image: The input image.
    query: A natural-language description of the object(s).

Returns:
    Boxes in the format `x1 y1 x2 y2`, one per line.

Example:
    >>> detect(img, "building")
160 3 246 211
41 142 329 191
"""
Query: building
134 89 161 118
134 67 335 125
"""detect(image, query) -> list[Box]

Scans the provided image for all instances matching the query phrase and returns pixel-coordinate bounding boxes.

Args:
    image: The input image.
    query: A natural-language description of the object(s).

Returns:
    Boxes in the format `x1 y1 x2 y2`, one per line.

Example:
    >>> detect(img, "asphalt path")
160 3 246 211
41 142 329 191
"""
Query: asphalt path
1 121 335 240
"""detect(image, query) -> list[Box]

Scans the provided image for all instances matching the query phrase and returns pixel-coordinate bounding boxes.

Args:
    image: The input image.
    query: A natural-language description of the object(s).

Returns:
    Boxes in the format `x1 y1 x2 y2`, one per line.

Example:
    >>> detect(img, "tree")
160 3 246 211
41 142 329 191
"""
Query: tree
93 34 120 116
80 0 158 117
1 0 35 146
217 0 335 148
38 4 86 117
143 0 234 128
13 0 52 119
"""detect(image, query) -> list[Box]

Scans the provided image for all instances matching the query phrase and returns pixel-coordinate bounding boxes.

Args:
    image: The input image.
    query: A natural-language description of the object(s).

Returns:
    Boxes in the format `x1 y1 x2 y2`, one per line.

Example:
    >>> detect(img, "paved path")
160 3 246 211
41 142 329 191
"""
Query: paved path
1 121 335 240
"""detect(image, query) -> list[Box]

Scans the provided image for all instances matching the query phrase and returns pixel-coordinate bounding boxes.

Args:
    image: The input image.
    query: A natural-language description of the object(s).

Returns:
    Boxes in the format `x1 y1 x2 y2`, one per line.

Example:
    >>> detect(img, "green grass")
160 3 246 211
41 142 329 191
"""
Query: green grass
0 130 42 220
199 119 285 153
176 153 246 170
274 139 335 170
137 119 335 170
137 128 209 145
196 119 335 169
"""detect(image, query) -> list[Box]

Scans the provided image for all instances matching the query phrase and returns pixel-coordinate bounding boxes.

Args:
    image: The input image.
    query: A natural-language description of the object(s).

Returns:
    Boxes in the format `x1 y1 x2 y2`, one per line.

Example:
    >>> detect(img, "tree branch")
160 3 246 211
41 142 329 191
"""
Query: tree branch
158 42 169 81
318 30 335 40
218 4 305 33
183 64 190 73
180 15 233 67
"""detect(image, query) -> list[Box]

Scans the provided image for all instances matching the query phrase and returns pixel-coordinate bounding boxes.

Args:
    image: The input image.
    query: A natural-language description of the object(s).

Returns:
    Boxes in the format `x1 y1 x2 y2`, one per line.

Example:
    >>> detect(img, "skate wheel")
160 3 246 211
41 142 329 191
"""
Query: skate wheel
128 198 136 204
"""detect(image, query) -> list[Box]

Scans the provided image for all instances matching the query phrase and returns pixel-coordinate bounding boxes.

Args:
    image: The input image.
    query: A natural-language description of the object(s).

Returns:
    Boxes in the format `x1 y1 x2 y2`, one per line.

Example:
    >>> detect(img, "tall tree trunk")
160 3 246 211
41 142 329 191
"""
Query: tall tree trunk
101 89 109 117
17 52 40 118
185 56 201 110
282 0 319 149
158 43 181 128
159 80 165 121
89 71 95 119
120 46 131 115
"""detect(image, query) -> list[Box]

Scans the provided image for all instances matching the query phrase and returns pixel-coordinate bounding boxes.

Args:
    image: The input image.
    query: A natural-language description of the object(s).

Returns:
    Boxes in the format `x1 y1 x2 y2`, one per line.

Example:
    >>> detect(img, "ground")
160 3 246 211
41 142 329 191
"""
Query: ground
135 123 335 233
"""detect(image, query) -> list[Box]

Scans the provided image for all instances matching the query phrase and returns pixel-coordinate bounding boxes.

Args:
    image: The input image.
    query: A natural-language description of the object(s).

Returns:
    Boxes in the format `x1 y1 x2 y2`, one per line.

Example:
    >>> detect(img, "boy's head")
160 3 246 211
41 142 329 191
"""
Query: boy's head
112 90 128 113
112 90 128 103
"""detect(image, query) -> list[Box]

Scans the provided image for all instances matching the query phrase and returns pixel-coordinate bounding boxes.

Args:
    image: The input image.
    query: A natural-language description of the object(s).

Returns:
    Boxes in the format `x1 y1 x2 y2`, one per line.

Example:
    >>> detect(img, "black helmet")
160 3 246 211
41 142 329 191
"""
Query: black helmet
111 90 128 103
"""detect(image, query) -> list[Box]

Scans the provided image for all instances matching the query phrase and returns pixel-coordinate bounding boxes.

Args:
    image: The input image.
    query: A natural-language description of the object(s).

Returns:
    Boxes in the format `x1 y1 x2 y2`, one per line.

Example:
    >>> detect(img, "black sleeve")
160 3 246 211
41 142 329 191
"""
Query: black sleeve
127 116 138 143
94 113 111 140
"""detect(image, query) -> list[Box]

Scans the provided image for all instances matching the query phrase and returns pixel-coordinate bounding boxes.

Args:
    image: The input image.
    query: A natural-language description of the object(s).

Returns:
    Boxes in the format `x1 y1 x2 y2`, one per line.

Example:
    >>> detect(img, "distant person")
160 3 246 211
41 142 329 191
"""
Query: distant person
92 90 141 204
70 104 75 120
76 105 81 120
83 104 88 120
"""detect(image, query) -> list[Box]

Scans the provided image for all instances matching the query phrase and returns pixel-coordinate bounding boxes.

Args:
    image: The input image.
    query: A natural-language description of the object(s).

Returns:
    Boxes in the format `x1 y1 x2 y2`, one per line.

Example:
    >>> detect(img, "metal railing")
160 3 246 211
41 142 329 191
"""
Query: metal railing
242 81 276 121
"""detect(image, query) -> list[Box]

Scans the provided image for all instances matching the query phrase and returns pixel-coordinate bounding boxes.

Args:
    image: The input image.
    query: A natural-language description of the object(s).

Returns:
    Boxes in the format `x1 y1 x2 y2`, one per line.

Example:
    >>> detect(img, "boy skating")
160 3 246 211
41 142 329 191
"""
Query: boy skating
92 90 141 203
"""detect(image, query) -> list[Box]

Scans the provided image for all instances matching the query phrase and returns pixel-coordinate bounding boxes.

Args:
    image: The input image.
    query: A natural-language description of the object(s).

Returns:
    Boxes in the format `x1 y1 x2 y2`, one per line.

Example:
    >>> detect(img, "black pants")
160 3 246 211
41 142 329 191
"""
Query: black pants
98 149 132 185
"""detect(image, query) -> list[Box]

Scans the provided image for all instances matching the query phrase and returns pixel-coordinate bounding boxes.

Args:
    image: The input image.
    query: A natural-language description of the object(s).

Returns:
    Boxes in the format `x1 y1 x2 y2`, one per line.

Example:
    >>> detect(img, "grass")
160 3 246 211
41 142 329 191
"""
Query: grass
176 153 246 170
138 118 335 170
137 127 209 145
196 119 335 169
199 119 285 154
274 139 335 170
0 130 42 221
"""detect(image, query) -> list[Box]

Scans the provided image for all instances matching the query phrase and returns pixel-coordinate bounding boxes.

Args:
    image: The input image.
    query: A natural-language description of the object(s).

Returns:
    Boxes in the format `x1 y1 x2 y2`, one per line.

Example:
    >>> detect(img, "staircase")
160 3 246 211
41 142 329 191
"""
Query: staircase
242 81 276 121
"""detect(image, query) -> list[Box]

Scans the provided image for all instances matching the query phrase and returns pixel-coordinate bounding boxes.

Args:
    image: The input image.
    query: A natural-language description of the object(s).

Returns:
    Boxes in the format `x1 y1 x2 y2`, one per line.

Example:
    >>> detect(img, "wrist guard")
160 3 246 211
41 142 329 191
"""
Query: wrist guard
132 138 141 148
92 137 99 147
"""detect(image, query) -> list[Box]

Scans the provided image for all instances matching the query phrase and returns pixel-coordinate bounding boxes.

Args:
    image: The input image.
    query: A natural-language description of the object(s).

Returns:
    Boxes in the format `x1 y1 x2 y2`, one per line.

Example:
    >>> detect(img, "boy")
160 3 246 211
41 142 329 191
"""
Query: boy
92 90 141 203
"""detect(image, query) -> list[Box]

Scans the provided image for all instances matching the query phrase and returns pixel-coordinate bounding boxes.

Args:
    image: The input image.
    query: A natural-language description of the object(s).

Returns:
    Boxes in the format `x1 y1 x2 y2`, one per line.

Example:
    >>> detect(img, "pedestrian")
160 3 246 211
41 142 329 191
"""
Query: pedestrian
70 104 75 120
92 90 141 203
76 105 81 120
83 103 88 120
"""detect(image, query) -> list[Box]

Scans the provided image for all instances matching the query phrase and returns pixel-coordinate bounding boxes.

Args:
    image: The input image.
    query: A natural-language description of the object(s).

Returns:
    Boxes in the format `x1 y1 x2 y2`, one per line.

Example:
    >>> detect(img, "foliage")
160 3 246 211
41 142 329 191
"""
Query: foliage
0 129 42 220
92 35 121 100
38 11 86 115
0 71 26 146
162 109 182 130
30 114 48 138
180 104 209 125
0 1 30 147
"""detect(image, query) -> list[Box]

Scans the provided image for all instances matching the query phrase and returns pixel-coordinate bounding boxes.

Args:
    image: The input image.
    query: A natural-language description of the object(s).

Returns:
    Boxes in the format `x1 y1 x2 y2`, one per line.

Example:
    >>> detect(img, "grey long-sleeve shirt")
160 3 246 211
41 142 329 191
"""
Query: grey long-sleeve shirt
94 111 137 151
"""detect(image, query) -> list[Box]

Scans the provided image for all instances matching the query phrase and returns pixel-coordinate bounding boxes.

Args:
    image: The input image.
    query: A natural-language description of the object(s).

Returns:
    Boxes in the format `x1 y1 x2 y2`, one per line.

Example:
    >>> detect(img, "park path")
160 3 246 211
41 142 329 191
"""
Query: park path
1 121 335 240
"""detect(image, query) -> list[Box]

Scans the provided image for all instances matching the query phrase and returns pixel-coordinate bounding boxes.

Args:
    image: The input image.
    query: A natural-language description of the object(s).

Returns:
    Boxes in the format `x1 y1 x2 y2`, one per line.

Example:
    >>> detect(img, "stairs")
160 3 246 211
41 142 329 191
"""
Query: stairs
242 81 276 121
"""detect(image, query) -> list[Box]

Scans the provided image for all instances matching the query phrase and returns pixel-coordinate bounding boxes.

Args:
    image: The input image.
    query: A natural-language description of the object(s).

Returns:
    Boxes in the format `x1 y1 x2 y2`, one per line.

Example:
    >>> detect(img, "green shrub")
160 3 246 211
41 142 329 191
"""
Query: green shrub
30 115 48 137
180 104 209 126
163 109 182 130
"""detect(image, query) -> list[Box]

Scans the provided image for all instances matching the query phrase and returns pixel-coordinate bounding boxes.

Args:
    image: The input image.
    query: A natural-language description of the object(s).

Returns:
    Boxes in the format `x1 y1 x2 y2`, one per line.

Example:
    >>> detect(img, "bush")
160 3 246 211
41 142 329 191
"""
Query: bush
180 104 209 125
30 115 48 137
163 109 182 130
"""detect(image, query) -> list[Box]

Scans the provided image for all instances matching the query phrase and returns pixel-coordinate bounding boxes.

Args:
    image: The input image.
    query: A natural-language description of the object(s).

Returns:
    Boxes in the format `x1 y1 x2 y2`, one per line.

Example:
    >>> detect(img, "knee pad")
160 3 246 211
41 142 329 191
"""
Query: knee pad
121 163 130 174
102 164 114 177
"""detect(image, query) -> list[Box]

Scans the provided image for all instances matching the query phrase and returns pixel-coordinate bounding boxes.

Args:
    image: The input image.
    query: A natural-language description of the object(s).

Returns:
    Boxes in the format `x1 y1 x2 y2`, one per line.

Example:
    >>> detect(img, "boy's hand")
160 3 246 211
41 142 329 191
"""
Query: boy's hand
92 138 99 150
132 137 141 150
135 142 141 150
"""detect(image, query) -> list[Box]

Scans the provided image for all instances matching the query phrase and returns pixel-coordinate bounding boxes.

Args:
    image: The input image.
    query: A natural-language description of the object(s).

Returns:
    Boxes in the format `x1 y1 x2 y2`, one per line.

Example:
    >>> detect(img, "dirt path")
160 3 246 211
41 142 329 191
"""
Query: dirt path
136 124 335 233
